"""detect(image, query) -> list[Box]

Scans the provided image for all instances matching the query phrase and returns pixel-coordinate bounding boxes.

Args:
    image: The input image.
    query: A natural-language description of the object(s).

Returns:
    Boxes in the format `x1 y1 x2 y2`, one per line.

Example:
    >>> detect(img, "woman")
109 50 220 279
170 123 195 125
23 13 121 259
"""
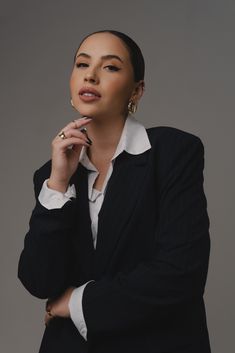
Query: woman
18 30 211 353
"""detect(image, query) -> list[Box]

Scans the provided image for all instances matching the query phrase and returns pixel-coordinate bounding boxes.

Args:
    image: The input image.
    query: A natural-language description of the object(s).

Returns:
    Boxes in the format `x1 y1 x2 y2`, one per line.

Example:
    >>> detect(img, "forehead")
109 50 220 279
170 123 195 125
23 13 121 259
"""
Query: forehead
76 33 130 61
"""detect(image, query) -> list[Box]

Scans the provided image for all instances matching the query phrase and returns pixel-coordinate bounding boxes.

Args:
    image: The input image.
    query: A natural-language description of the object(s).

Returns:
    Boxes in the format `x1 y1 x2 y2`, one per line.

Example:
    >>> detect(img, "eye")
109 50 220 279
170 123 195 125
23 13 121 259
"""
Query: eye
105 65 120 72
75 62 88 68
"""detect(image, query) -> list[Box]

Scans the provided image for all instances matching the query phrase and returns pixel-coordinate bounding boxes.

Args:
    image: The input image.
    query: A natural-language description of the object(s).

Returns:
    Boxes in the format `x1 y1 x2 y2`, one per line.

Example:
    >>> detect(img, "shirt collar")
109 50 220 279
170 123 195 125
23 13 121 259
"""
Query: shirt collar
79 114 151 171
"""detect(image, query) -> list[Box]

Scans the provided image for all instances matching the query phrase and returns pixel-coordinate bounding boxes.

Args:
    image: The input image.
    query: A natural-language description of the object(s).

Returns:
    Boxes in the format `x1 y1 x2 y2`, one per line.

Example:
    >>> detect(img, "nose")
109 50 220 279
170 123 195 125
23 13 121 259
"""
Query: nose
84 68 99 84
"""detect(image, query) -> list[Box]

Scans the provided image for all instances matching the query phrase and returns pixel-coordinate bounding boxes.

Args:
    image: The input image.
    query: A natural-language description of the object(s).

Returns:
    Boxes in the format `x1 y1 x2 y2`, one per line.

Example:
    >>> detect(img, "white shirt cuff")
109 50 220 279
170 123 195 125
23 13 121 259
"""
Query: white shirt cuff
68 281 94 341
38 178 76 209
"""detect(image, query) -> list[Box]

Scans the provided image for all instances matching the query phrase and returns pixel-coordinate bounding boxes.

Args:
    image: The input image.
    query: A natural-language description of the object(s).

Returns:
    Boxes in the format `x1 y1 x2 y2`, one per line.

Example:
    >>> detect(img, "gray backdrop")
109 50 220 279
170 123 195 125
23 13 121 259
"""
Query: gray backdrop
1 0 234 352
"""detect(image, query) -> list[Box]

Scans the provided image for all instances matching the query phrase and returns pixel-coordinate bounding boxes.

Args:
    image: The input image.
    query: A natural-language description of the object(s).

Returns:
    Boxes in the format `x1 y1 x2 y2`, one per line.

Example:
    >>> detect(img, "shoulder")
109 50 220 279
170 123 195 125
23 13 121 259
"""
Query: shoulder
34 159 52 179
146 125 204 156
32 159 52 196
146 126 205 173
146 125 204 148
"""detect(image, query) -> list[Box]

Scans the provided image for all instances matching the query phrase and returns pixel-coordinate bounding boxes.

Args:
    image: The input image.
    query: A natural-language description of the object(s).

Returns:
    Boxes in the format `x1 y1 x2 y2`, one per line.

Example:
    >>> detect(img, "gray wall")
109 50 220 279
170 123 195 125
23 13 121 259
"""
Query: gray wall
1 0 234 352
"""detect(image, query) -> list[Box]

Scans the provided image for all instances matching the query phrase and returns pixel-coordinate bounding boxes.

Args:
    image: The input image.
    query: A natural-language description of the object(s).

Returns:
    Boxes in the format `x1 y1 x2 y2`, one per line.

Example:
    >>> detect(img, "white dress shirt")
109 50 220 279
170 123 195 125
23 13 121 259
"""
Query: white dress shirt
38 114 151 340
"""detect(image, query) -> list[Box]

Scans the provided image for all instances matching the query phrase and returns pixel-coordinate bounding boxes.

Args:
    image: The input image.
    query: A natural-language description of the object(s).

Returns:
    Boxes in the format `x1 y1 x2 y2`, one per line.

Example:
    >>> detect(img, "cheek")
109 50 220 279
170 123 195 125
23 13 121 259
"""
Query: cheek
69 75 74 90
69 76 79 95
70 69 80 85
107 78 133 99
70 71 76 83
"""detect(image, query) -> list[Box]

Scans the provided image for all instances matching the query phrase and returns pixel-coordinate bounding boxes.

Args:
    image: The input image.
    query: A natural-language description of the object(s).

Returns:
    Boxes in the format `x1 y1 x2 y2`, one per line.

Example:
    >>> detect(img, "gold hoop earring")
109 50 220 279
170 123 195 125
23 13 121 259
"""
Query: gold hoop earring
128 100 137 114
70 98 76 109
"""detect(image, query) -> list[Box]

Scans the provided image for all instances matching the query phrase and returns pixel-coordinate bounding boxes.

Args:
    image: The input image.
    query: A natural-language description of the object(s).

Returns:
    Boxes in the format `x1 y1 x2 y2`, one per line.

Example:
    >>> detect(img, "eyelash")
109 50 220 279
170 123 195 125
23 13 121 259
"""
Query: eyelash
75 63 120 72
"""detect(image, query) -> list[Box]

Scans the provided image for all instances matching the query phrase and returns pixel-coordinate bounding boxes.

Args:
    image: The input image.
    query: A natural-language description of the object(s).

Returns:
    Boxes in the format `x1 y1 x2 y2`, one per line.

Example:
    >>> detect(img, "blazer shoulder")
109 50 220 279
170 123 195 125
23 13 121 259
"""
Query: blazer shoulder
32 159 52 196
146 125 204 150
34 159 52 179
146 126 205 175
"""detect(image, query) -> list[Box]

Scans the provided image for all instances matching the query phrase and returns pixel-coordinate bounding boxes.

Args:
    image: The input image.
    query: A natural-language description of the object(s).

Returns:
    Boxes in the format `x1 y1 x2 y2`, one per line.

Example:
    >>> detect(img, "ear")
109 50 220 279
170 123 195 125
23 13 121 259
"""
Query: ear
130 80 145 102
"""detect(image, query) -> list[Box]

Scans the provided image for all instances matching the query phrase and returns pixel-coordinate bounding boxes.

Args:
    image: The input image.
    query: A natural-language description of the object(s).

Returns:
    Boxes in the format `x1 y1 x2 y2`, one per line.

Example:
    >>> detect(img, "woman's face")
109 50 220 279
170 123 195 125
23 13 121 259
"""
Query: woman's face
70 32 144 120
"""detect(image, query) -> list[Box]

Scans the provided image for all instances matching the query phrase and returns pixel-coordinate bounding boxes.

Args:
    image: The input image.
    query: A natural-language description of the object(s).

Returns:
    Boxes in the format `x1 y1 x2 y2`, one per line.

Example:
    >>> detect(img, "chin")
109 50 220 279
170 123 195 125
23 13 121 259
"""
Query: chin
80 109 104 119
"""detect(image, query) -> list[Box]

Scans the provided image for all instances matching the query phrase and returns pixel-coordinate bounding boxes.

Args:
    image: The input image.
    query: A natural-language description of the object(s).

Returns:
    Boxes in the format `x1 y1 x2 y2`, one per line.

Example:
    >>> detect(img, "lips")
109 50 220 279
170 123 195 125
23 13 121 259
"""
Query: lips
79 87 101 97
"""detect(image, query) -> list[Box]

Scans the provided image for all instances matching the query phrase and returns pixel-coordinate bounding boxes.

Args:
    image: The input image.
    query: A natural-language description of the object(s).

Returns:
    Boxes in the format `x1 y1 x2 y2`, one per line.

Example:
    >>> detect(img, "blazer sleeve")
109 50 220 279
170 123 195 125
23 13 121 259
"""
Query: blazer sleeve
17 165 78 299
82 135 211 338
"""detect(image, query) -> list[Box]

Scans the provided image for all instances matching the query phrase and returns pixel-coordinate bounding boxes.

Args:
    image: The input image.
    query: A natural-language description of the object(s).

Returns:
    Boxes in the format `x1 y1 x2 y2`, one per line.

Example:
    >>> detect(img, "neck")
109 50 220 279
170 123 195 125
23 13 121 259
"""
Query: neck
86 114 127 162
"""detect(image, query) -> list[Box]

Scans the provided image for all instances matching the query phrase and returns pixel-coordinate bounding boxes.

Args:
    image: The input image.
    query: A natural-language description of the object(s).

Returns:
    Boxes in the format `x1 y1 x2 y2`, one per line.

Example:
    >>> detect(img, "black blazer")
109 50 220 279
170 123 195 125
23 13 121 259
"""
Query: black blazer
18 126 211 353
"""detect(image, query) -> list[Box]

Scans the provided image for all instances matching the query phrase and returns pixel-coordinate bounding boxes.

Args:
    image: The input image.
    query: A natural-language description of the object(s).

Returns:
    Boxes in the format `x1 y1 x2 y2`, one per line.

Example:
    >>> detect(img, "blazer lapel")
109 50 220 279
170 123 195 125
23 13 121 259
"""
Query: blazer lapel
94 149 150 277
70 165 95 281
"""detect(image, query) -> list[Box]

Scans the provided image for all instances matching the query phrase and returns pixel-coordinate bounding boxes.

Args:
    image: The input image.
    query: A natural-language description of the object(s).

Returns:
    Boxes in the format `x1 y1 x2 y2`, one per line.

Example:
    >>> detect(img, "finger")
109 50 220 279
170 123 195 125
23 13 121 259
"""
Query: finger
72 117 93 130
61 117 92 134
56 128 90 142
53 136 91 150
54 128 92 149
54 129 92 148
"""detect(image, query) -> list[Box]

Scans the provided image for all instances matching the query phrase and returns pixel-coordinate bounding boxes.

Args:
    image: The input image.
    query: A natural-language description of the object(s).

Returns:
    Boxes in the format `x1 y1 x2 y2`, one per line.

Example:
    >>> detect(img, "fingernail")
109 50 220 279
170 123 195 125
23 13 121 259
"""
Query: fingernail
87 136 92 144
86 137 92 145
80 127 87 133
83 116 93 120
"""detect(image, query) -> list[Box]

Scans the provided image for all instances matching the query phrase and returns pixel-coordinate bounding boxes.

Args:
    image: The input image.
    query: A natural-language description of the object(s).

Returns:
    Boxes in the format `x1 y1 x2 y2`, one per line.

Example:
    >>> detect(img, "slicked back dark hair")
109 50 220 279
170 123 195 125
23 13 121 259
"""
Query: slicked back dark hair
73 30 145 82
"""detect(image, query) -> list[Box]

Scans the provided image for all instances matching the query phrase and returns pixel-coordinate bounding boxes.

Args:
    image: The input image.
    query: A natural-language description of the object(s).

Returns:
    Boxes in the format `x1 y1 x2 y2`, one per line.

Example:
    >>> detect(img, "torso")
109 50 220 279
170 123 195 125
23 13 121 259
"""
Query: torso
93 162 110 191
88 148 115 192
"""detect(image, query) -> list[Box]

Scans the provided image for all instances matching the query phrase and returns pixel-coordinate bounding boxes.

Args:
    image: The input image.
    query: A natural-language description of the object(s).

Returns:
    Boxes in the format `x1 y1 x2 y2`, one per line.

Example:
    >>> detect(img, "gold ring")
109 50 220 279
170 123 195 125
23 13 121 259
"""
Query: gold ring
58 131 66 139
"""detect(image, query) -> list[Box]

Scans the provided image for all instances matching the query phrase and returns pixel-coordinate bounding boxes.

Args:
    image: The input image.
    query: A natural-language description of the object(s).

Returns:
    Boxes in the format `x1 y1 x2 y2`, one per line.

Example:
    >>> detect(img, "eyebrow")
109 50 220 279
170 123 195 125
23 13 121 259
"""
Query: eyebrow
75 52 124 63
